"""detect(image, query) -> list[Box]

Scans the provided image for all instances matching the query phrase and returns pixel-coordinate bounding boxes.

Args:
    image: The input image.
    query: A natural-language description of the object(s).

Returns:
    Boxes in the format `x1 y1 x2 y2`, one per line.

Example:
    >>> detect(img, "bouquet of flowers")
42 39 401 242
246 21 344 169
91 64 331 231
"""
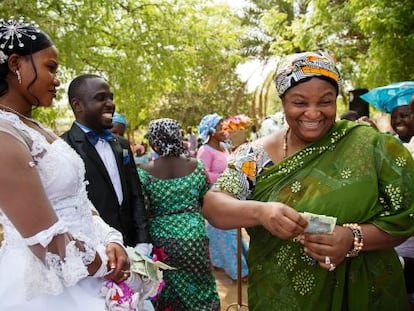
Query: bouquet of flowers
100 246 175 311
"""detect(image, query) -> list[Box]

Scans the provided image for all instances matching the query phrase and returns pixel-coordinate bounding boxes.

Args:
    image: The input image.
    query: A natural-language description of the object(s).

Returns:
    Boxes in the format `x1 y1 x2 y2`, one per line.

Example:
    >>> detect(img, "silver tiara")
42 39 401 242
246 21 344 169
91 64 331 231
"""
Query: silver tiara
0 17 40 50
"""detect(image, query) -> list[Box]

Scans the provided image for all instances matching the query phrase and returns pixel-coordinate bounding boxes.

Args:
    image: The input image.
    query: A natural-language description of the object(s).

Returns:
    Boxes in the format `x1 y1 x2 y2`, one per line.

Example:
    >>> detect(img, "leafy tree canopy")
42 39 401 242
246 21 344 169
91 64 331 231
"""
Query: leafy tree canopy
0 0 248 130
2 0 413 130
244 0 414 116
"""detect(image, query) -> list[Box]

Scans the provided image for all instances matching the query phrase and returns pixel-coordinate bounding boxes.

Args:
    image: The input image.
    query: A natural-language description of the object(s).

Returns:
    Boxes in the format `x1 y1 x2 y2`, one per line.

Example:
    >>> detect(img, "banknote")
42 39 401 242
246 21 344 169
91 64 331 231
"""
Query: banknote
300 212 337 234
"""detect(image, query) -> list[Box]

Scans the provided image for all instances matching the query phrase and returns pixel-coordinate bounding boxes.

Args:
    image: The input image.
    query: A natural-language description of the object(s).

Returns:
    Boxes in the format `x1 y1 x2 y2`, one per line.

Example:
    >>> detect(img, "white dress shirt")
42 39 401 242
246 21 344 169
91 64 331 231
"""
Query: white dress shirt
95 138 123 205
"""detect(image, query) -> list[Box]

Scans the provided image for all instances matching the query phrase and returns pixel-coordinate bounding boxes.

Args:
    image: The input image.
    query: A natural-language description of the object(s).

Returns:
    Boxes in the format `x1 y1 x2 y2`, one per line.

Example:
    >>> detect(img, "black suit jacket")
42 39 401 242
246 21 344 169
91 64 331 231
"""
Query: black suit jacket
61 123 150 246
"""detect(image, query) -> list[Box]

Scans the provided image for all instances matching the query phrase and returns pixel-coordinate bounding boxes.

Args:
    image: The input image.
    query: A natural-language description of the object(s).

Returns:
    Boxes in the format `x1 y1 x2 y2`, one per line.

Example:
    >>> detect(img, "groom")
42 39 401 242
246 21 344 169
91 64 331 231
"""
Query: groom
61 74 150 251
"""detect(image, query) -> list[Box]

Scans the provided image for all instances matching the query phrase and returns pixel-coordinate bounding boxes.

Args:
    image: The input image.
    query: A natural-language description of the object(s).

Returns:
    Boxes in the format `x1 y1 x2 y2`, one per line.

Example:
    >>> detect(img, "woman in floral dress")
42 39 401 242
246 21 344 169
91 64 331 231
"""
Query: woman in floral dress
137 118 220 310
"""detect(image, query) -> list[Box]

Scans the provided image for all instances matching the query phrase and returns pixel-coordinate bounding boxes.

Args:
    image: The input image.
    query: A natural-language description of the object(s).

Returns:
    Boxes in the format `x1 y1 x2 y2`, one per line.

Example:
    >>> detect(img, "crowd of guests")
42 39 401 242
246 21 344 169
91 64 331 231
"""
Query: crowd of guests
1 17 414 311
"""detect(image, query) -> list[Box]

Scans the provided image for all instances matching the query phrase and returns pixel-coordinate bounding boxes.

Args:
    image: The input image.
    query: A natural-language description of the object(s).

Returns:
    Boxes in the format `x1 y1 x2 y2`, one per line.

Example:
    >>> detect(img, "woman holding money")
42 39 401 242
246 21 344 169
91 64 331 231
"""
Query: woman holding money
202 51 414 310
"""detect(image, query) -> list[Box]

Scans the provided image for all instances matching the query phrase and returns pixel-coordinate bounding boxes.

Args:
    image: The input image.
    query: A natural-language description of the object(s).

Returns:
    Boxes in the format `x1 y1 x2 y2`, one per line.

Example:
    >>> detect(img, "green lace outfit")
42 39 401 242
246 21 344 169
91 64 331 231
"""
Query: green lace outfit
137 161 220 311
215 121 414 310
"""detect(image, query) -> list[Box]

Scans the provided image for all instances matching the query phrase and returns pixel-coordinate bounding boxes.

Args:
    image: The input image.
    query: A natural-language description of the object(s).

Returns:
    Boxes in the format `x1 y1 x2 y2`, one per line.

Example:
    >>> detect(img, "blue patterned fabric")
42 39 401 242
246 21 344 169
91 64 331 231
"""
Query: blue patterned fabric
206 224 248 280
112 112 128 128
198 113 222 143
361 81 414 113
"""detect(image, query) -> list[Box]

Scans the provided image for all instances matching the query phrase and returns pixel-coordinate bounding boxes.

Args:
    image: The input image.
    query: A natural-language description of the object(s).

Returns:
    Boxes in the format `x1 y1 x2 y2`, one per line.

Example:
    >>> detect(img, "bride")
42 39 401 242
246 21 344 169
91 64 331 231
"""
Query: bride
0 17 154 310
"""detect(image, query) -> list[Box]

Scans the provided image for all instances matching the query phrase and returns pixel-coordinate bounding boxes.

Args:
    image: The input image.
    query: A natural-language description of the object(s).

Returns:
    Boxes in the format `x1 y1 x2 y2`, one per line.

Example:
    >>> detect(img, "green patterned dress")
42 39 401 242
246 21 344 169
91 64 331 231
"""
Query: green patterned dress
137 161 220 311
215 121 414 310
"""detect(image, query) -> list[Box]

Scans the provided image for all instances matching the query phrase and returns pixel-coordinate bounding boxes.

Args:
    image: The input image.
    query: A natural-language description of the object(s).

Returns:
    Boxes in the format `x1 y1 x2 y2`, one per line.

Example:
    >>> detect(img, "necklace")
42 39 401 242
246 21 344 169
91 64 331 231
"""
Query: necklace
283 128 290 158
0 103 35 123
0 102 56 141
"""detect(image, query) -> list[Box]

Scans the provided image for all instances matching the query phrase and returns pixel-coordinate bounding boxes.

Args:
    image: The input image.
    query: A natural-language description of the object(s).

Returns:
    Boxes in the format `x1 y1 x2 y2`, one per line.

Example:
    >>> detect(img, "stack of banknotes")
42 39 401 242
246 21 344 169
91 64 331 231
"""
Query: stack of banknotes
300 212 337 234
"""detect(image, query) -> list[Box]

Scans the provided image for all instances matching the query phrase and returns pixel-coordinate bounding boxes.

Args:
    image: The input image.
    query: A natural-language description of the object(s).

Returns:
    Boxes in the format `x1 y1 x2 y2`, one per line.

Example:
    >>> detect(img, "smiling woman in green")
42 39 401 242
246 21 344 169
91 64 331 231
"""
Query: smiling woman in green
202 51 414 310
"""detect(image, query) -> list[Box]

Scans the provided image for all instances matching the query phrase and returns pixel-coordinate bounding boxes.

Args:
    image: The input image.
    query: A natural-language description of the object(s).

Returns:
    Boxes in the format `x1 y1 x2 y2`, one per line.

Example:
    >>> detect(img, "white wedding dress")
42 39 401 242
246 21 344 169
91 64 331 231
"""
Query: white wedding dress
0 111 130 310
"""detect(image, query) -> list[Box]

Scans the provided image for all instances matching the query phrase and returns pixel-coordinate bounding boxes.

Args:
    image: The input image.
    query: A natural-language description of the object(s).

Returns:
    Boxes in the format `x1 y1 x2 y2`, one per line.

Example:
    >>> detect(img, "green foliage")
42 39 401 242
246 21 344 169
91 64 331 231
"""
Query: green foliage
3 0 414 129
350 0 414 87
242 0 414 116
1 0 248 130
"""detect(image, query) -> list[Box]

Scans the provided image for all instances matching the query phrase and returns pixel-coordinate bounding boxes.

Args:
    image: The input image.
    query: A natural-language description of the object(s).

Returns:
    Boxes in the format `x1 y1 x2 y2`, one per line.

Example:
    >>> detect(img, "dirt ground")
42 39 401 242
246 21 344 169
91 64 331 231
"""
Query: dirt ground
214 268 248 310
214 228 250 310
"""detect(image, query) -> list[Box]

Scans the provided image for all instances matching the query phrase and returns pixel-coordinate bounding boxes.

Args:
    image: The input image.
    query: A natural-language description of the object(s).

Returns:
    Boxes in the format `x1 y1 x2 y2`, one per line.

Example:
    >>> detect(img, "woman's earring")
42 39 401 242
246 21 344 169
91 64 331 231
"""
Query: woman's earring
16 70 22 85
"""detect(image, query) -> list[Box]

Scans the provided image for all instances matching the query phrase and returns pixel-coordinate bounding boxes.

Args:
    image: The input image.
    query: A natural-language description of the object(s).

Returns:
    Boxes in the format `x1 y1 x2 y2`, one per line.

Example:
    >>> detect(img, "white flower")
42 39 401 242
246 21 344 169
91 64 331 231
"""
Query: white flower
395 156 407 167
340 168 352 179
0 50 8 64
291 181 302 193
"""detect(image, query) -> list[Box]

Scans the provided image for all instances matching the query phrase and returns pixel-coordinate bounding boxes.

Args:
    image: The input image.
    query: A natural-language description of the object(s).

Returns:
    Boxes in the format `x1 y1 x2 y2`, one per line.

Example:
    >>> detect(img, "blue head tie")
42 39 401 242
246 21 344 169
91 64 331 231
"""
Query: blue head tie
112 112 128 128
197 113 222 143
360 81 414 113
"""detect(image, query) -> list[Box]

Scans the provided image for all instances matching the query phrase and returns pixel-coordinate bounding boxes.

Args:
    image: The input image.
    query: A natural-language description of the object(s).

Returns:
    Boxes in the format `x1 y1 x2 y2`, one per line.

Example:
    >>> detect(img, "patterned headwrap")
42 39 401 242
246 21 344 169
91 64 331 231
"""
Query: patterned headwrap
112 112 128 128
145 118 186 157
275 51 341 97
197 113 222 143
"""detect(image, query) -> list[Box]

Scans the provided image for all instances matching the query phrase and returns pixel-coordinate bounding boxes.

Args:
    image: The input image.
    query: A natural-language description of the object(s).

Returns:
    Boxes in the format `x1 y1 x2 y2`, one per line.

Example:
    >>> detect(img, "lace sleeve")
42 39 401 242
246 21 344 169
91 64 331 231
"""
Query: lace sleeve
24 220 67 247
0 117 46 166
23 220 93 299
89 215 125 278
0 118 33 154
92 214 125 247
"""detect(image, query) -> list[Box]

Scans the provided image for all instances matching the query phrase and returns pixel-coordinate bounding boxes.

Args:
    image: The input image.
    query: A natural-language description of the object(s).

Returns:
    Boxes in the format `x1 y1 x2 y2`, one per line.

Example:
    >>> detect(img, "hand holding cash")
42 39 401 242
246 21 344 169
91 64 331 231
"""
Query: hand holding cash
300 212 337 234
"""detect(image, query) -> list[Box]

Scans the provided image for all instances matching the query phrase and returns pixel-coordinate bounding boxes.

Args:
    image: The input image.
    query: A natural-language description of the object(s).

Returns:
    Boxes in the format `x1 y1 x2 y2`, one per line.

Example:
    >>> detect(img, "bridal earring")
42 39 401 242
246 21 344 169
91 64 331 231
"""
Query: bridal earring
16 70 22 85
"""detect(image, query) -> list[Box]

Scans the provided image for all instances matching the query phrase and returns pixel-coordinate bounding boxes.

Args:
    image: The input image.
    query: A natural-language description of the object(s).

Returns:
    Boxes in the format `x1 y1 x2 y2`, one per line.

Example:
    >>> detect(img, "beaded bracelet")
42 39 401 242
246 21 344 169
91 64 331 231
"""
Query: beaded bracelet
343 223 364 257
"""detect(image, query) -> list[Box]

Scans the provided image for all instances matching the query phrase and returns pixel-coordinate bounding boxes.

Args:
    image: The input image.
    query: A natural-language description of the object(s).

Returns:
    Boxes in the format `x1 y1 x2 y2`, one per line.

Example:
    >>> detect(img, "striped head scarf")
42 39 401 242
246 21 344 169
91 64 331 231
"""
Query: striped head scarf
145 118 186 157
275 51 341 97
